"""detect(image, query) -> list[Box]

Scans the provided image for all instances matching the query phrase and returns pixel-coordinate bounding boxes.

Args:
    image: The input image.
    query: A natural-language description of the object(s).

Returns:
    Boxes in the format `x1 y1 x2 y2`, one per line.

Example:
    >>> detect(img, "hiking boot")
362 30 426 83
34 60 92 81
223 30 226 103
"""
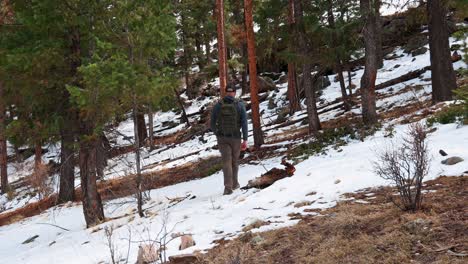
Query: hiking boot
223 188 233 195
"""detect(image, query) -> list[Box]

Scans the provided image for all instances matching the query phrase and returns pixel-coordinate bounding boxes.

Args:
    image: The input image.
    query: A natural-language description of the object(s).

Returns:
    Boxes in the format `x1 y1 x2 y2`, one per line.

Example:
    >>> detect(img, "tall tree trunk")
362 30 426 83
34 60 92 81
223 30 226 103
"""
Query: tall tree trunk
147 107 154 150
327 0 351 111
427 0 457 102
58 109 76 203
34 141 42 169
195 33 205 69
181 14 196 99
175 88 191 127
294 0 321 135
347 68 353 96
241 43 249 95
375 0 384 68
96 133 109 180
360 0 378 125
244 0 264 148
0 81 7 194
133 104 144 217
136 112 147 145
216 0 228 97
287 0 301 114
79 126 105 227
205 38 211 64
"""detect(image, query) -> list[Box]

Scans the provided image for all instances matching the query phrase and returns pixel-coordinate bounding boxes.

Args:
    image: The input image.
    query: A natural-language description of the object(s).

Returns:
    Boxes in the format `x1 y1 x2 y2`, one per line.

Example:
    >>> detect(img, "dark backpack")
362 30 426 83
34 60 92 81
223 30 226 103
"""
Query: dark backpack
216 99 241 138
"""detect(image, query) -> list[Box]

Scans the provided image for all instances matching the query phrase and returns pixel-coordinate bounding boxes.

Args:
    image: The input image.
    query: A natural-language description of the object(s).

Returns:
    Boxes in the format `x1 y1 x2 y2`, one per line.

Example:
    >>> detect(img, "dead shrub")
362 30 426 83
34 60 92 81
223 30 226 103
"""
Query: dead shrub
29 163 52 200
374 123 430 212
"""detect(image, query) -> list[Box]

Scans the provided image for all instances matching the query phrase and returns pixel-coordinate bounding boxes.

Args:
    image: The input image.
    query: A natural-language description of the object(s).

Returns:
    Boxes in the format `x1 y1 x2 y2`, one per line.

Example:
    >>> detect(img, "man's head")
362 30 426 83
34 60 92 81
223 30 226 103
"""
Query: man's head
225 84 236 97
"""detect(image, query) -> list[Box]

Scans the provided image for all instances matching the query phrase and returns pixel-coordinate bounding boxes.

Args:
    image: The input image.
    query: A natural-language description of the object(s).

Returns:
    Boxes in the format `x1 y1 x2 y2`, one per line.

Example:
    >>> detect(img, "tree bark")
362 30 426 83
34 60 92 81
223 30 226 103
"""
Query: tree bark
175 88 190 127
34 141 42 169
360 0 378 125
96 133 109 180
287 0 301 114
375 0 384 68
136 112 147 145
216 0 228 97
347 68 353 96
427 0 457 103
327 0 351 111
0 81 7 194
58 109 76 203
79 127 105 227
244 0 264 148
181 14 196 99
133 104 144 217
294 0 321 135
148 107 154 150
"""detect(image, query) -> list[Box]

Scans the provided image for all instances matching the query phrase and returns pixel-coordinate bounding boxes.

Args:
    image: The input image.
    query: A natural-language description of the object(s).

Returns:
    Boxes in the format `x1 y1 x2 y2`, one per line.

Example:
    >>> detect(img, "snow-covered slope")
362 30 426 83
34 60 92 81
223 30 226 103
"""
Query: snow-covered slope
0 25 467 264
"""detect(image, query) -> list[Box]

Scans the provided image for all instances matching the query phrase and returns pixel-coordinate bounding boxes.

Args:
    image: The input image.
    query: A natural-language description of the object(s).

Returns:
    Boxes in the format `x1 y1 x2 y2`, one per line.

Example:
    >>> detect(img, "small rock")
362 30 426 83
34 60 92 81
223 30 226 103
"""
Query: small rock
250 235 265 246
179 234 196 250
334 179 341 184
268 98 277 110
441 156 464 165
404 218 431 235
136 243 159 264
439 149 448 157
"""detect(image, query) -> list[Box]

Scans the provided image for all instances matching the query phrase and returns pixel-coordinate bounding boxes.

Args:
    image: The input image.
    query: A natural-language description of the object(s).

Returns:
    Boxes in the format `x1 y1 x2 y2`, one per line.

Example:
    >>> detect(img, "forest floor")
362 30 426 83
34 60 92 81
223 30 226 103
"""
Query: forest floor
198 175 467 264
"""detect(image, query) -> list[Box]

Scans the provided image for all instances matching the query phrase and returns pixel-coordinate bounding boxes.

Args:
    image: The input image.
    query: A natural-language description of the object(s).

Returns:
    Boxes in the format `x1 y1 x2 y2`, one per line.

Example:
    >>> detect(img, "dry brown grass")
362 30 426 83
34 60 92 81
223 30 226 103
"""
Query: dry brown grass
198 175 467 264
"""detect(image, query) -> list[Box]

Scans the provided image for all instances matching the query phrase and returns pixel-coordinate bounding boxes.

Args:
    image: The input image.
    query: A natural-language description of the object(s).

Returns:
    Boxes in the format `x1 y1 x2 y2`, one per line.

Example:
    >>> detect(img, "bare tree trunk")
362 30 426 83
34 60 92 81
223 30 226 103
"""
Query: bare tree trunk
147 107 154 150
58 109 76 203
0 81 7 194
34 141 42 169
427 0 457 102
244 0 264 148
133 103 144 217
287 0 301 114
79 127 105 227
136 113 147 145
294 0 321 135
205 39 211 63
360 0 378 125
347 67 353 96
96 133 109 180
175 88 191 127
181 14 196 99
375 0 384 68
327 0 351 111
216 0 228 97
241 43 249 95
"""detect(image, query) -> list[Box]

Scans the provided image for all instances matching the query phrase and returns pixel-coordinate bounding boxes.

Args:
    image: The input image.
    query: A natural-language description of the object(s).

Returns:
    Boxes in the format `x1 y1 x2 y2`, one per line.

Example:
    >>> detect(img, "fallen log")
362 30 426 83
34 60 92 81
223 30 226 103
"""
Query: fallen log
242 160 296 189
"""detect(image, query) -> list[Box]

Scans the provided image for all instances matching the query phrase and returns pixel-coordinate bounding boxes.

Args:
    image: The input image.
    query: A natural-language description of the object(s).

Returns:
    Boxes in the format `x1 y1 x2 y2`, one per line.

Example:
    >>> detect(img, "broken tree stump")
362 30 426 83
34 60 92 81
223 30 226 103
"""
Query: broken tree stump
242 160 296 190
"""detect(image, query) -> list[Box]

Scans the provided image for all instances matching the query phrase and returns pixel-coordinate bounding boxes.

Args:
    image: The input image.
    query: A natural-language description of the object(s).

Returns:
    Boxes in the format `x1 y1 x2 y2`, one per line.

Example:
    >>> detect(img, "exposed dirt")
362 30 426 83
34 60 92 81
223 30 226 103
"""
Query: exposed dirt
198 175 468 264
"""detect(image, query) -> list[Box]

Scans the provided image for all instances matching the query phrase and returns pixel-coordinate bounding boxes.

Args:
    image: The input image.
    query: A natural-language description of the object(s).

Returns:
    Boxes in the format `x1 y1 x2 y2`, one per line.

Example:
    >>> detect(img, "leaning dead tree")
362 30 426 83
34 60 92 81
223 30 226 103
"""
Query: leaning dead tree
374 123 430 212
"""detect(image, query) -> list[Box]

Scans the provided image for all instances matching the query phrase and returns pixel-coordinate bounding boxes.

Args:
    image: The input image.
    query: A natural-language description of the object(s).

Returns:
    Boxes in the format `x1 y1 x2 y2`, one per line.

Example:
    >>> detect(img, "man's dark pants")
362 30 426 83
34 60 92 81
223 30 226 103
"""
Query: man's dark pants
217 136 241 192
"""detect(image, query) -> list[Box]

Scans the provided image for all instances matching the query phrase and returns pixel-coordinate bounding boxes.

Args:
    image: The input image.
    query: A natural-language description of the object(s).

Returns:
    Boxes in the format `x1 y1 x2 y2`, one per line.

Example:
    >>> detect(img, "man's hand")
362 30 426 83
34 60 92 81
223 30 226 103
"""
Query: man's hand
241 140 248 151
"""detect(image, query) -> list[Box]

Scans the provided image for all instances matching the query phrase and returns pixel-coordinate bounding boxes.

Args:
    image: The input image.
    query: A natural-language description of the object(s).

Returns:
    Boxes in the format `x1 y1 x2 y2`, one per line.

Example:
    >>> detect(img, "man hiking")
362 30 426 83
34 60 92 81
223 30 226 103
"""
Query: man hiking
211 84 248 195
